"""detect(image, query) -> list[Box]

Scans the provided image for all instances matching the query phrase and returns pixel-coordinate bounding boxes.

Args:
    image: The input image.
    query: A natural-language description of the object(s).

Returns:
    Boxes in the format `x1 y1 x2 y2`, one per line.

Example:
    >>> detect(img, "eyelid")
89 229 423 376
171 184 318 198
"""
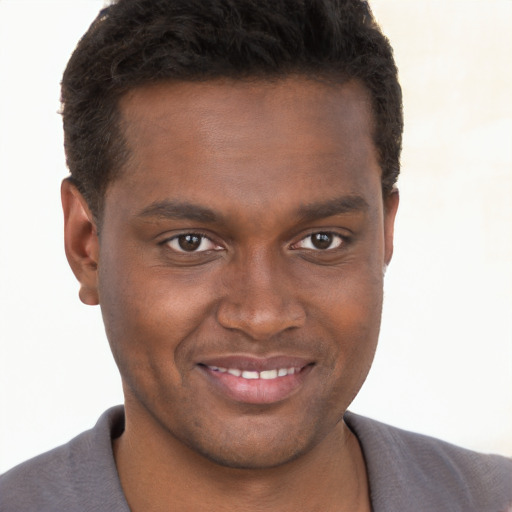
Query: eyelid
162 232 224 253
291 231 346 251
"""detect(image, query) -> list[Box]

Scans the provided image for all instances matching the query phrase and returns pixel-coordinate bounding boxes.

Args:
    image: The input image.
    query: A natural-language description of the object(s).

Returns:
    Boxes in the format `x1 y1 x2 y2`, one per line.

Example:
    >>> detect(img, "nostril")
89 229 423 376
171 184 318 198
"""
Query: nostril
216 298 306 340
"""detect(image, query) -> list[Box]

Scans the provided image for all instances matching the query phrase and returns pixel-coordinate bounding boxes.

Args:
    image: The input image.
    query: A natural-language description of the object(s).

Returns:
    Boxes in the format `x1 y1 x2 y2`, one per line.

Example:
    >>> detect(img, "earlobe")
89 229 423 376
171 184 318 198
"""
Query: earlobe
61 179 100 306
383 188 399 267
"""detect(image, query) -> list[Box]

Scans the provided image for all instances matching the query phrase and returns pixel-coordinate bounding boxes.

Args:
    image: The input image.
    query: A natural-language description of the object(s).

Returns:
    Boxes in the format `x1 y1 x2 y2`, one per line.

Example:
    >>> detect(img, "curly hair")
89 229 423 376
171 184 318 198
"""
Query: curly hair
61 0 403 220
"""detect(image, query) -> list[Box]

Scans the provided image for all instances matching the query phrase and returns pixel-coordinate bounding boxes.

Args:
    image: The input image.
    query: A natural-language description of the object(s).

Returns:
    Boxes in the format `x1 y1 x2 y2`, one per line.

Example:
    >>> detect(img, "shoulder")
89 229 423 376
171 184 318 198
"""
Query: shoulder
345 411 512 512
0 406 128 512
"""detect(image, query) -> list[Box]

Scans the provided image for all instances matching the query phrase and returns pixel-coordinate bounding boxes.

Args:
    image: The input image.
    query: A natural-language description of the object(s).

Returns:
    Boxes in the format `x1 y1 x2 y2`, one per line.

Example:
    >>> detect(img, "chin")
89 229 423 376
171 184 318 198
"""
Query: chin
176 416 335 471
189 439 312 471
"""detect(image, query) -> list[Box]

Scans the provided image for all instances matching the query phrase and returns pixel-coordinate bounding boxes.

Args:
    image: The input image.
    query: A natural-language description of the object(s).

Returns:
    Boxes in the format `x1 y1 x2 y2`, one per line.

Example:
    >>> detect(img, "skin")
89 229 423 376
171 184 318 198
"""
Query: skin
62 77 398 512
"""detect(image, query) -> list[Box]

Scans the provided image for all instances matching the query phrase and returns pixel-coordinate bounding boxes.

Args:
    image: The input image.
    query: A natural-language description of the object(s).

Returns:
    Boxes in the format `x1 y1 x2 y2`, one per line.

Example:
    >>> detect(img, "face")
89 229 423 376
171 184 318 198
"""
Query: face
71 77 397 469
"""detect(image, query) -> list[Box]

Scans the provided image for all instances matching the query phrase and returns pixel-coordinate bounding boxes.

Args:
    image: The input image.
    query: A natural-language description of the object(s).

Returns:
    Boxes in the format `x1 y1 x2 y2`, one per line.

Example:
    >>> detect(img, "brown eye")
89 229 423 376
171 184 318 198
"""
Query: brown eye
311 233 334 250
166 233 221 253
178 234 201 251
294 232 343 251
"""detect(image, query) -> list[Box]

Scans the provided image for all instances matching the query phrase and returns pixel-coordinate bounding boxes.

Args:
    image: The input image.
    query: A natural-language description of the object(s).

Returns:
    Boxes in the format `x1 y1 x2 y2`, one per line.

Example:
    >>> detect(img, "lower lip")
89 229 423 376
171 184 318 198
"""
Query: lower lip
198 365 313 405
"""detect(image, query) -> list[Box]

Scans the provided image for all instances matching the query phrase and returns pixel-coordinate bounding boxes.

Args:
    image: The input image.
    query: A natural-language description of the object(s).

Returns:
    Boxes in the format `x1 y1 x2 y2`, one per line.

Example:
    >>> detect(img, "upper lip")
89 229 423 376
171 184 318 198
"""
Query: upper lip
198 355 314 372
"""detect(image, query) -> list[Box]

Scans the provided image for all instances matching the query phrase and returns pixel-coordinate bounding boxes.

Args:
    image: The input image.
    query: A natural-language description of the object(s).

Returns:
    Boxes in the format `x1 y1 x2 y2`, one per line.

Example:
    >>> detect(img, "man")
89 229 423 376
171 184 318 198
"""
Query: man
1 0 510 511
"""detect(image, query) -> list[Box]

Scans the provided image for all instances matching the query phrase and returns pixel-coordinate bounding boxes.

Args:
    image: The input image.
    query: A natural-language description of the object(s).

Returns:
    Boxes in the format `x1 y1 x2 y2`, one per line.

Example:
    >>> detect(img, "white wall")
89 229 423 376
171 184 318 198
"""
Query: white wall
0 0 511 473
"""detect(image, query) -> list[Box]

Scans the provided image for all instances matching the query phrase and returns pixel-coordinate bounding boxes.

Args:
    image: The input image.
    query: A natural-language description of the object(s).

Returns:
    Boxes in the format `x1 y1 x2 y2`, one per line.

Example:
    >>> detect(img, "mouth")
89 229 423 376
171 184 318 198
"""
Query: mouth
205 365 302 380
197 356 314 405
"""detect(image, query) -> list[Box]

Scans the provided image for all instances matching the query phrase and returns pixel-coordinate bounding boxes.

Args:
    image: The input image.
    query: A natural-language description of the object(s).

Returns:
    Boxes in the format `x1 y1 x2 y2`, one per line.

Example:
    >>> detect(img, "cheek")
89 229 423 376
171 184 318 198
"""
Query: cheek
97 250 217 379
305 241 384 334
304 253 384 395
336 264 384 351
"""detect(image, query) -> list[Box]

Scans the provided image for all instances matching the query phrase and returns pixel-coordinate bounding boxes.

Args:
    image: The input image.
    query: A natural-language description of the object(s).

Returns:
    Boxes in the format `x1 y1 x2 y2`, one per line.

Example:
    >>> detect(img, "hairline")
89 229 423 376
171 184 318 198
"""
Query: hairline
91 71 388 227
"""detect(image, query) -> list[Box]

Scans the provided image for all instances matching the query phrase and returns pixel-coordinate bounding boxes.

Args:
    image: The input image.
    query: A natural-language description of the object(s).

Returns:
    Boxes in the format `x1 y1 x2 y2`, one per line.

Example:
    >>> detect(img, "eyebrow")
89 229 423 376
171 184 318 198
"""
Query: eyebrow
297 195 369 221
136 195 369 225
137 200 220 223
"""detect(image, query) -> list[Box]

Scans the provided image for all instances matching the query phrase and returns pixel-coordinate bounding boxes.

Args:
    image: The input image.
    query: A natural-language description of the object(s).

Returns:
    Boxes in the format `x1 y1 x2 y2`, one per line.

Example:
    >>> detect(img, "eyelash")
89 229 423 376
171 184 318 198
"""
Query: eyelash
162 232 222 253
291 232 346 251
162 231 348 253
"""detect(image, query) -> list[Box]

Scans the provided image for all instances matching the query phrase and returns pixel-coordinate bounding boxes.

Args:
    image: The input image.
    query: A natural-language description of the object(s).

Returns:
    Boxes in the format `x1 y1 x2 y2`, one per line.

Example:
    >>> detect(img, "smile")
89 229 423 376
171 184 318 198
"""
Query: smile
198 358 314 405
206 366 301 380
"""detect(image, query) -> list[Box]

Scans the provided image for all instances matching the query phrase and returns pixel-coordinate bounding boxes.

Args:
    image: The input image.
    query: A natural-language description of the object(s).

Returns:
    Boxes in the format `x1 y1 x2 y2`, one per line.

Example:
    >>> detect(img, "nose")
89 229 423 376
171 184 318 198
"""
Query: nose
216 251 306 340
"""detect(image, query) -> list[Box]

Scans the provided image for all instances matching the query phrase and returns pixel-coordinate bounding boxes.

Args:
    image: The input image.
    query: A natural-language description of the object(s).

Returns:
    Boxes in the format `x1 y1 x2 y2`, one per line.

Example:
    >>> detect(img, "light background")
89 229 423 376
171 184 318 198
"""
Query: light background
0 0 511 473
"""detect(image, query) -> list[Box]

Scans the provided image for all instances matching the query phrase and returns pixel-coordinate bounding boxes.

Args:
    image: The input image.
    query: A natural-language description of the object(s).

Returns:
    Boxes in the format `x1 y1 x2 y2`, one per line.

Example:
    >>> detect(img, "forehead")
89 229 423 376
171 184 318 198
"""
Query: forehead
119 77 374 158
111 77 380 218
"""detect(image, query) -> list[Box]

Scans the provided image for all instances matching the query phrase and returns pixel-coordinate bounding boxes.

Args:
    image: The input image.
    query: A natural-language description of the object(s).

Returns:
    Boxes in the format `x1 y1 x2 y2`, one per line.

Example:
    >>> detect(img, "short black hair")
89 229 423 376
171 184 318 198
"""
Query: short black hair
61 0 403 220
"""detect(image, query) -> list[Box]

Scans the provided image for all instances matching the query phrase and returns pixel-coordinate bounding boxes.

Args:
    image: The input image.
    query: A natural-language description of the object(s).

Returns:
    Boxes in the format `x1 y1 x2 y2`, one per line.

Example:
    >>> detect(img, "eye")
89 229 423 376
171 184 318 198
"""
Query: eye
165 233 221 253
294 232 344 251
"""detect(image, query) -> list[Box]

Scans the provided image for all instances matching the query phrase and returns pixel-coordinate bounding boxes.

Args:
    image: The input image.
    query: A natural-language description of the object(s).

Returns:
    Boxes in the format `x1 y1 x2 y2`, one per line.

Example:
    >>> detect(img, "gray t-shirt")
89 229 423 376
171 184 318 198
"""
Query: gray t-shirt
1 406 511 511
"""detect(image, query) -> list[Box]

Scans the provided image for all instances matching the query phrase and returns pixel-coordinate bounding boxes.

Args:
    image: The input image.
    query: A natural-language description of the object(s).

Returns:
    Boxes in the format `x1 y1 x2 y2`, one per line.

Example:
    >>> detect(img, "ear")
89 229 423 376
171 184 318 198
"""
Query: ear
61 179 100 306
383 187 399 267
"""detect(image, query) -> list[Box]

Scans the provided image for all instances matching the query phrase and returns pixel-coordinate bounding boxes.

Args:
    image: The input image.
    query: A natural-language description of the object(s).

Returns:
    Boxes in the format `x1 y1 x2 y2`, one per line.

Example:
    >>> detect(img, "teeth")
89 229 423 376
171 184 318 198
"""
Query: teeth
260 369 278 380
208 366 300 380
241 371 259 379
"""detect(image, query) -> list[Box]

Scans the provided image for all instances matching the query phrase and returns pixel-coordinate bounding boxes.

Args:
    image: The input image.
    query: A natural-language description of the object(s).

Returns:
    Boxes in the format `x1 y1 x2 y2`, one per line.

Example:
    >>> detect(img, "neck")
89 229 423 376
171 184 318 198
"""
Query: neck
113 404 370 512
